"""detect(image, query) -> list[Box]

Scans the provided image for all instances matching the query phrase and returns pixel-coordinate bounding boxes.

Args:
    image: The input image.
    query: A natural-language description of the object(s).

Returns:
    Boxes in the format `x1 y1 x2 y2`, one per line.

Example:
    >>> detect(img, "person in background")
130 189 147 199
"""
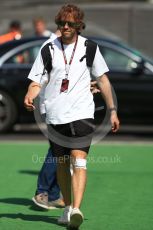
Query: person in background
32 29 65 210
33 17 52 37
0 20 22 44
33 147 65 210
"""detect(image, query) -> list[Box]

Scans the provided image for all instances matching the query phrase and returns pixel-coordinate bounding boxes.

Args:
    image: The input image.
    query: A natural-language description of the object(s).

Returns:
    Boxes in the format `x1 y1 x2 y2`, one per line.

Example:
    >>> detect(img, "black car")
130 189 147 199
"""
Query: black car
0 36 153 132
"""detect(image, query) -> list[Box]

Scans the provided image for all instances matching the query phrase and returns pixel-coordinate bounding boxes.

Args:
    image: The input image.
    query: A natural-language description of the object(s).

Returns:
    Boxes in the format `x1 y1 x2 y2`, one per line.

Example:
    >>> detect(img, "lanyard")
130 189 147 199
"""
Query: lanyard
60 36 78 78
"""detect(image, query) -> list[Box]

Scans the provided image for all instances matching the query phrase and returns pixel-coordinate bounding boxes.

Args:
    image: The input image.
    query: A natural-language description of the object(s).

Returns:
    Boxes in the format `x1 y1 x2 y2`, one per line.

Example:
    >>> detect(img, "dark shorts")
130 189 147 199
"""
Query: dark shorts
47 119 94 157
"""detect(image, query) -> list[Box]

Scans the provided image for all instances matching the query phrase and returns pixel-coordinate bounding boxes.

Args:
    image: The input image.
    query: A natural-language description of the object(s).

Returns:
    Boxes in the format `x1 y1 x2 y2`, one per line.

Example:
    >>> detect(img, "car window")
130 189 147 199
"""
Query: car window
5 45 41 64
99 46 137 71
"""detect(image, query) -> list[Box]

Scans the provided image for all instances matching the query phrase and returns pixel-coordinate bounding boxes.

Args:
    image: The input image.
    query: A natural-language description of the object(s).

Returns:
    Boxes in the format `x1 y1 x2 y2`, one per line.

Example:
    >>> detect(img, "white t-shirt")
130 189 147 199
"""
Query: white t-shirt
39 32 58 114
28 35 109 124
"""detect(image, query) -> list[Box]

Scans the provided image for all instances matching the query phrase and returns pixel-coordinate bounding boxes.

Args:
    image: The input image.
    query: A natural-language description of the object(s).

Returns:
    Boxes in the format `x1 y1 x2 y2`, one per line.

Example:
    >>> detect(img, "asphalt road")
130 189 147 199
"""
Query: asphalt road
0 124 153 143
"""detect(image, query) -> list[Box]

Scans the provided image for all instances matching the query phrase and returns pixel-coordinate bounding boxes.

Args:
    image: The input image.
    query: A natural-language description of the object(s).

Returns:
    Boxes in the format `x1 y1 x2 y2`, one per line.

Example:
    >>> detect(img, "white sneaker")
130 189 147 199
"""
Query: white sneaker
69 208 84 229
58 206 72 225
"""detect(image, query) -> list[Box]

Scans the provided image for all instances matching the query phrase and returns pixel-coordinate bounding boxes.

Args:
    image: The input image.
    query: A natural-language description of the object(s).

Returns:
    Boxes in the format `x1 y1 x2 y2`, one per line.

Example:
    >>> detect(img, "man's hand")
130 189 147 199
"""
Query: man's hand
24 95 35 111
110 111 120 133
24 81 41 111
90 81 100 94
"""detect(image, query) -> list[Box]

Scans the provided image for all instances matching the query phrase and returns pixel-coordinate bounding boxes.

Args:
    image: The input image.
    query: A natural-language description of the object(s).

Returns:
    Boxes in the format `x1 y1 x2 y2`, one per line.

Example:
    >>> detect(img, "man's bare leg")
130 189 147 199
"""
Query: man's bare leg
56 156 71 206
71 150 87 209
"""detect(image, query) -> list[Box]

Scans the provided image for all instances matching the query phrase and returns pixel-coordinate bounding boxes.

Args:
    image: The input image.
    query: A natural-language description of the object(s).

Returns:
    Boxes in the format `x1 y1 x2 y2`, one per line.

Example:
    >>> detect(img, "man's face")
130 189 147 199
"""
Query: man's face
58 14 79 43
35 21 46 35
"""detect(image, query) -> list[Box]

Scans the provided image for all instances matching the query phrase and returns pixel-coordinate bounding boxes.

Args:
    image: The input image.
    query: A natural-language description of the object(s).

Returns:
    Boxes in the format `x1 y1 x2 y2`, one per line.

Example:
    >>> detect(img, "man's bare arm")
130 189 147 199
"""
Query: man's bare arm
97 74 120 132
24 81 41 111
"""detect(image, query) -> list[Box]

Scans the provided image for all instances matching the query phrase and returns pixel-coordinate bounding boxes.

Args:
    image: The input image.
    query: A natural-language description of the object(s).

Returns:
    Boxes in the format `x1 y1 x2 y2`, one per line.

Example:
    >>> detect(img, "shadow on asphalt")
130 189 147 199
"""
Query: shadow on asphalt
0 124 153 142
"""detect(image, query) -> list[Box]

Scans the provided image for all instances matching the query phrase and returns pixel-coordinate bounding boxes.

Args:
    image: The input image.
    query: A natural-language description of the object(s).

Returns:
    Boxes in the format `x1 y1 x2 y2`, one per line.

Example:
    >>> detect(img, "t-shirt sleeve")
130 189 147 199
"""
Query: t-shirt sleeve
39 83 47 114
27 48 48 85
91 45 109 78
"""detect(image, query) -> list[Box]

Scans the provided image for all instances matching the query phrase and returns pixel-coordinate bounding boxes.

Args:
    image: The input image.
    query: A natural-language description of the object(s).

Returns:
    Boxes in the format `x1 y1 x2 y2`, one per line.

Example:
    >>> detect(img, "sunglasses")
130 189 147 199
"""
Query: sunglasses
56 20 80 28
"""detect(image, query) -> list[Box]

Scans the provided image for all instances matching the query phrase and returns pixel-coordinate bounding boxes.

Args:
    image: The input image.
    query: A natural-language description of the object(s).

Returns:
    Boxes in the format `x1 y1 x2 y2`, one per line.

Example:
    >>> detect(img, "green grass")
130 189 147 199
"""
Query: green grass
0 142 153 230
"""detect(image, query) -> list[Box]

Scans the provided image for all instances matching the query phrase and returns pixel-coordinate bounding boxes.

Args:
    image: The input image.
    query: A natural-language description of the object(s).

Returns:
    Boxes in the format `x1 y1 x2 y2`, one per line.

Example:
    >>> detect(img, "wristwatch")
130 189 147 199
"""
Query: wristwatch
109 107 117 112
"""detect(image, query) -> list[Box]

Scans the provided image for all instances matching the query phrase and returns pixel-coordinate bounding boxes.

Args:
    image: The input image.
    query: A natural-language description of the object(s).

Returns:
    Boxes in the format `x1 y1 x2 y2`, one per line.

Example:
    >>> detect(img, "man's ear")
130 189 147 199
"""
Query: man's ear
82 22 86 30
77 22 86 35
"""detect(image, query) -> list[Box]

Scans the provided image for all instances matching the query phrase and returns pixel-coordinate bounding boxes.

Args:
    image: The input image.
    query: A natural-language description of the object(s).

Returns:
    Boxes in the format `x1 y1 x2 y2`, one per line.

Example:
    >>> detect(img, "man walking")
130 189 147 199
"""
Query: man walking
24 4 119 229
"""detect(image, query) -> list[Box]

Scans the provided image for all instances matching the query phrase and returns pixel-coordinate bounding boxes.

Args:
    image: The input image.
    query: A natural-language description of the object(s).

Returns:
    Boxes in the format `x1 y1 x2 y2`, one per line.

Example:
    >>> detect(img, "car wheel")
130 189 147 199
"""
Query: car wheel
0 90 17 132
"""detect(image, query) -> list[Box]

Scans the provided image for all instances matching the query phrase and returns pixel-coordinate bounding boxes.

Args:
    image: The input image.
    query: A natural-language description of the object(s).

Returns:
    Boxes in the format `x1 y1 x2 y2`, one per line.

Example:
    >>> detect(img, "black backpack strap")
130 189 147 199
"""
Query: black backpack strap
41 42 53 74
85 39 97 68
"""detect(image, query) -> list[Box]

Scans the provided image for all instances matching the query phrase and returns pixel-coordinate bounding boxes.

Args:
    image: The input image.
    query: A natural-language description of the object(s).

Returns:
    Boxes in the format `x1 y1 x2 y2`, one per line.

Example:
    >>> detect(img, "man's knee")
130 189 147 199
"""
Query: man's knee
73 158 87 170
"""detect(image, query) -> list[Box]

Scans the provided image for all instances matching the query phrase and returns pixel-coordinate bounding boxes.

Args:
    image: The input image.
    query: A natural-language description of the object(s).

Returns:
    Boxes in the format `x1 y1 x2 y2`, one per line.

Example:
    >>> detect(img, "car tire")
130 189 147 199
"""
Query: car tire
0 90 18 133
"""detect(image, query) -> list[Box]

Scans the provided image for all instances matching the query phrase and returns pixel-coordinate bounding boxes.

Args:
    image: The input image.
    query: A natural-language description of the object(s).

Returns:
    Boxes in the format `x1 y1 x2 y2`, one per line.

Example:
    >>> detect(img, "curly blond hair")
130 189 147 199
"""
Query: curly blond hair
55 4 85 33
